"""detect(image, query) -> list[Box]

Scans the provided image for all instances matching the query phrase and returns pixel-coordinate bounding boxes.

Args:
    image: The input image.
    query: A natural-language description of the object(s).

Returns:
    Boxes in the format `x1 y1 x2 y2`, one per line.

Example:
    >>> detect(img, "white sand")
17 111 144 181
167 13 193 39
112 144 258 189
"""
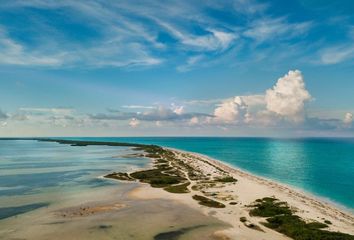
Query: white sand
130 147 354 240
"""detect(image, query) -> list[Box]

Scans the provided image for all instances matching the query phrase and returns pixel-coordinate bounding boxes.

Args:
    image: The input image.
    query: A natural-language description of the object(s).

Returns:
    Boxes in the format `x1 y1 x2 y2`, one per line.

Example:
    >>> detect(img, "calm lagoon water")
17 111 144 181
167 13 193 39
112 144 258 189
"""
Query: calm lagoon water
62 137 354 210
0 140 149 218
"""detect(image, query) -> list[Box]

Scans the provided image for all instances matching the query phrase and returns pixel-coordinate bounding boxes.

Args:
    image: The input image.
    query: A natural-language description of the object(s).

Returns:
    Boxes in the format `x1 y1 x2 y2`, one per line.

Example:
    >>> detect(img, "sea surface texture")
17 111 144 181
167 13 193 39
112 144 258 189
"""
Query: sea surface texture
65 137 354 210
0 140 149 218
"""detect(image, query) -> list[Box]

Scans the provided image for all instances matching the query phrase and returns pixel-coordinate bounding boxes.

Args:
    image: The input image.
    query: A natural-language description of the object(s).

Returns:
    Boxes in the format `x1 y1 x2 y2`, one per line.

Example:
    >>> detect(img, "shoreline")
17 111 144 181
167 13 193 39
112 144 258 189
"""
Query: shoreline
103 142 354 239
2 138 353 240
30 138 353 237
167 147 354 216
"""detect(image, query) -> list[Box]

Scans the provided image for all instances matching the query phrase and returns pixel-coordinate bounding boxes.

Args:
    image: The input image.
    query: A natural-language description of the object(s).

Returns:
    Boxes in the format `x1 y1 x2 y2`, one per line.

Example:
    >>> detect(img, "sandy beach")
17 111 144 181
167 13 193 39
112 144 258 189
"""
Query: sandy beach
1 140 353 240
128 147 354 239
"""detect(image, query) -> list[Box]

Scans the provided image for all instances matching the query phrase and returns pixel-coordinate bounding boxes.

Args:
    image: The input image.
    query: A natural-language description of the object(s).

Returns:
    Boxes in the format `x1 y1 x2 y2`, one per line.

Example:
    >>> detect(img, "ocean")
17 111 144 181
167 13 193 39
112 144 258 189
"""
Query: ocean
0 137 353 214
63 137 354 210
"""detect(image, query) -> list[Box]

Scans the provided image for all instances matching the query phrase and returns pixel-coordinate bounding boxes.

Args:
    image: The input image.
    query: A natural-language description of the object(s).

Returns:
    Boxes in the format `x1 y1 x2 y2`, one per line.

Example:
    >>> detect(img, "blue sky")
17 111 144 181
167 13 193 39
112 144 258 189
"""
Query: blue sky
0 0 353 136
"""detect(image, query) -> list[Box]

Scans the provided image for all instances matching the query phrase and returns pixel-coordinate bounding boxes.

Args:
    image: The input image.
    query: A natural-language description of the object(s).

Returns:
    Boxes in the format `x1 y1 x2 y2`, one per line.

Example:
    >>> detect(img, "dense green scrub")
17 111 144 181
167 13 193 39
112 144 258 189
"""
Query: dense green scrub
192 195 225 208
249 197 354 240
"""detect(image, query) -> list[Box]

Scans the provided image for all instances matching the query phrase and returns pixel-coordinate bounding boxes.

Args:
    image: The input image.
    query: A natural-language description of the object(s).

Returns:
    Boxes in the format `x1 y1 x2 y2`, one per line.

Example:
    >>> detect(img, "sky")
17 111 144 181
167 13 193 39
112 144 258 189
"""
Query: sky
0 0 353 137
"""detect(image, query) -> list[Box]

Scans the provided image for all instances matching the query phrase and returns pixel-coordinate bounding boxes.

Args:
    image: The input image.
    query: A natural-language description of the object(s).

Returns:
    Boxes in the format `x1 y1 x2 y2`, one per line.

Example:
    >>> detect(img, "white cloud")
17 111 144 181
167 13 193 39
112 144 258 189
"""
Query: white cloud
243 18 312 42
121 105 155 109
182 30 236 51
177 55 205 72
240 95 265 107
129 118 140 128
319 45 354 65
172 105 184 115
189 116 199 125
213 96 248 123
207 70 311 126
0 27 65 66
265 70 311 122
343 112 353 126
0 0 320 70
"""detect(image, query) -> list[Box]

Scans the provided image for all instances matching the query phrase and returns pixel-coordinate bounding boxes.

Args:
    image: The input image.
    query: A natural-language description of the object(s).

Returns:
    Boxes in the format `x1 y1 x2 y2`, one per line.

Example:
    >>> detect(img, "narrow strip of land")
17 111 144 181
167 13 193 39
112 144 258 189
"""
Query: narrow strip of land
28 139 354 239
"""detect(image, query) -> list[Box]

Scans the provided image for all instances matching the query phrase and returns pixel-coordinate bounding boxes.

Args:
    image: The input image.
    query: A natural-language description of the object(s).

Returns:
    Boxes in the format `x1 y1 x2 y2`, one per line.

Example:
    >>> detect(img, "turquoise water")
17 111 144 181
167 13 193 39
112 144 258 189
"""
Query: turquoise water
0 140 149 218
63 137 354 210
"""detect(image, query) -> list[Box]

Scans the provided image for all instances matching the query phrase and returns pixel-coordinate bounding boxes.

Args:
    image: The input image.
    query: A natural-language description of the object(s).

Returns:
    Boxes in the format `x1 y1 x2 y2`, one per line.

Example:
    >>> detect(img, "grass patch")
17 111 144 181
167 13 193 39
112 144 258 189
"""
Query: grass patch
215 176 237 183
324 220 332 225
240 217 247 222
164 182 190 193
130 169 185 188
104 172 134 181
155 159 168 164
192 195 225 208
249 197 354 240
249 197 292 217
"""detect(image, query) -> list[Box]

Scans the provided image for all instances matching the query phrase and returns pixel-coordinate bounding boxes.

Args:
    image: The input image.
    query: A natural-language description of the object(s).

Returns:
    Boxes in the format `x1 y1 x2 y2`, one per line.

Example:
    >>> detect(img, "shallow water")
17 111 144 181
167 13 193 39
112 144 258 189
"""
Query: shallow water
63 137 354 210
0 140 148 217
0 139 227 240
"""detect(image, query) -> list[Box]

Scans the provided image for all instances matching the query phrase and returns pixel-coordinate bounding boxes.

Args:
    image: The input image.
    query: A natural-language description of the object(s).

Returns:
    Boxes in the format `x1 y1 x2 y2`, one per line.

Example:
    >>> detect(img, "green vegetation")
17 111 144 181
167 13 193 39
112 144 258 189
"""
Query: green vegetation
249 197 354 240
104 172 134 181
155 159 168 164
130 169 185 188
240 217 247 222
215 176 237 183
164 182 190 193
324 220 332 225
239 216 264 231
37 138 148 148
40 138 240 210
249 197 292 217
192 195 225 208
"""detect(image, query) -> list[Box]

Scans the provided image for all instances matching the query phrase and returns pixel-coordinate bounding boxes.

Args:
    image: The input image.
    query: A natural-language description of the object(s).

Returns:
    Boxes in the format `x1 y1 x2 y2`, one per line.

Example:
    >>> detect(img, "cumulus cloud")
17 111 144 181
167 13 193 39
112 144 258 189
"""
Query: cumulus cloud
172 105 184 115
129 118 140 128
207 70 311 126
265 70 311 122
213 96 248 123
189 116 199 125
343 112 353 126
